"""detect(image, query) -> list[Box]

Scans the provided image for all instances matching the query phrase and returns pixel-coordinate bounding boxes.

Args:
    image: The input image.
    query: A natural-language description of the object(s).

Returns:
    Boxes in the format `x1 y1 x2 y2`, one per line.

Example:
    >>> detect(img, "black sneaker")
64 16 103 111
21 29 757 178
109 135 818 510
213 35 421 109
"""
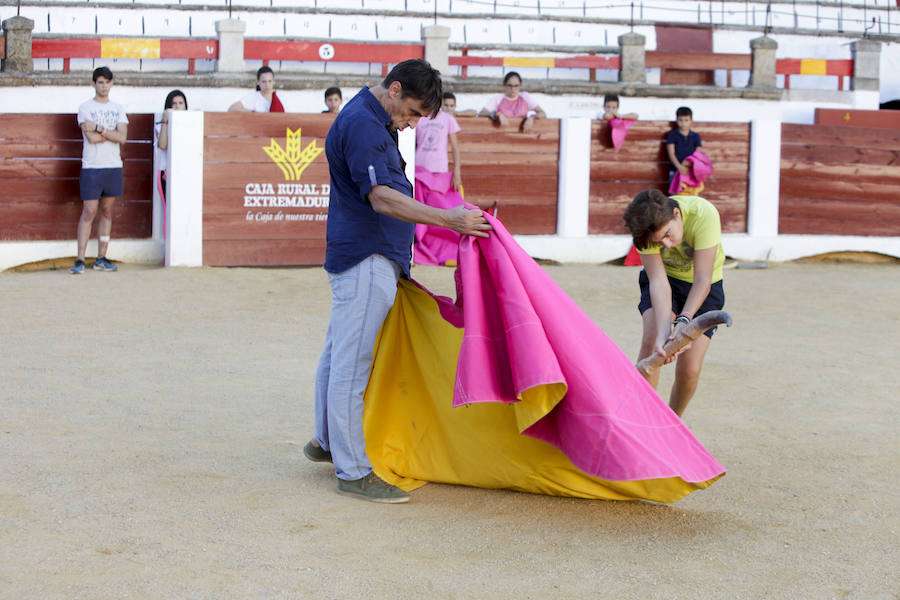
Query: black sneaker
336 472 409 504
70 259 86 275
303 441 332 463
93 257 118 271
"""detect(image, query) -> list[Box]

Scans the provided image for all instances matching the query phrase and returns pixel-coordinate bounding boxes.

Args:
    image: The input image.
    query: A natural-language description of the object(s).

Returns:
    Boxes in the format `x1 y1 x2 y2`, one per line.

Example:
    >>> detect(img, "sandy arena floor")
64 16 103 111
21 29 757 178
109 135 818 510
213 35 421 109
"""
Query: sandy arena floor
1 260 897 599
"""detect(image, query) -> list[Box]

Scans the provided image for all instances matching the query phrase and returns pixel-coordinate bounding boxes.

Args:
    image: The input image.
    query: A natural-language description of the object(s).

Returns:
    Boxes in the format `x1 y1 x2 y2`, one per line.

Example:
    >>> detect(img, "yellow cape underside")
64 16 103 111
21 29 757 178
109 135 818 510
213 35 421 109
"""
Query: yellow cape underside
363 280 722 503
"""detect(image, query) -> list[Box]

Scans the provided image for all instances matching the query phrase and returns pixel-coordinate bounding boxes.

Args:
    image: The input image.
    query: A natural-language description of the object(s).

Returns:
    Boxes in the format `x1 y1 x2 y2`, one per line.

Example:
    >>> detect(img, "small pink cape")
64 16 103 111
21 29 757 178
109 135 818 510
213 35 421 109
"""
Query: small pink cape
609 117 636 148
413 166 465 266
669 149 714 195
428 210 726 484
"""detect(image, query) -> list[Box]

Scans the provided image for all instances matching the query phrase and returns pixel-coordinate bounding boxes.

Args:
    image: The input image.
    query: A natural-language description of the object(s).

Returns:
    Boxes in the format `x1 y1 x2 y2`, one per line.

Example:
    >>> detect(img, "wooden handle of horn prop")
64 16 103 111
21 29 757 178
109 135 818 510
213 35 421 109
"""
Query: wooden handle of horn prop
635 310 733 378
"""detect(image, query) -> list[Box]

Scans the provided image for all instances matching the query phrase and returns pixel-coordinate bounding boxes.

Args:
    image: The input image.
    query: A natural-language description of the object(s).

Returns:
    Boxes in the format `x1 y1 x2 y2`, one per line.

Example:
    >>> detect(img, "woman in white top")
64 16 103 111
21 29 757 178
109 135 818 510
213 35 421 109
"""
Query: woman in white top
155 89 188 240
228 66 285 112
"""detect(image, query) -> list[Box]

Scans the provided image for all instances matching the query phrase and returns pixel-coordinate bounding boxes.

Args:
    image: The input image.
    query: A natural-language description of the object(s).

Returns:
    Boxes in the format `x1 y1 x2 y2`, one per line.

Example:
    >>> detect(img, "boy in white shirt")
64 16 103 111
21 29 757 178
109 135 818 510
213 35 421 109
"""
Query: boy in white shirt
71 66 129 274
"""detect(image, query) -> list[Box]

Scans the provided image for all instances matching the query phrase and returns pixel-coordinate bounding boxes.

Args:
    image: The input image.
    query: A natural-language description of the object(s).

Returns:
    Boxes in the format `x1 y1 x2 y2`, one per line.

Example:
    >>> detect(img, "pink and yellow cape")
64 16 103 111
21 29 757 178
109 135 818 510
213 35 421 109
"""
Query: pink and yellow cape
364 211 725 502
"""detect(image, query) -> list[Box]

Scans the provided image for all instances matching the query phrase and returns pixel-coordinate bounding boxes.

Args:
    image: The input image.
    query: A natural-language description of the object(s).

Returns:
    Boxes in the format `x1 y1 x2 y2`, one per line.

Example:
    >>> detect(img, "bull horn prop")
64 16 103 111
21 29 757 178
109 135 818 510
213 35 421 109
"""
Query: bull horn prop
635 310 733 378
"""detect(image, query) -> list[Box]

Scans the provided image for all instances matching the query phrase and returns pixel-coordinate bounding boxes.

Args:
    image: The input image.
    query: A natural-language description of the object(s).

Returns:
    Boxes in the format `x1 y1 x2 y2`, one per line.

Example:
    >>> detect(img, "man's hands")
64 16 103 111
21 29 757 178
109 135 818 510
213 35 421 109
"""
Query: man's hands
443 205 492 238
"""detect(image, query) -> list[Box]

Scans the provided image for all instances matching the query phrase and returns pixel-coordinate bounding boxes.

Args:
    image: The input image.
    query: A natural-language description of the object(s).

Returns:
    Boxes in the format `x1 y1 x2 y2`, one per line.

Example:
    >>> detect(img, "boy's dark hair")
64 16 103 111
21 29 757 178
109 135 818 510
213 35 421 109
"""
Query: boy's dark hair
164 89 188 110
676 106 693 118
382 59 443 118
442 91 456 101
603 94 619 105
324 86 342 100
92 66 113 82
623 189 680 250
503 71 522 86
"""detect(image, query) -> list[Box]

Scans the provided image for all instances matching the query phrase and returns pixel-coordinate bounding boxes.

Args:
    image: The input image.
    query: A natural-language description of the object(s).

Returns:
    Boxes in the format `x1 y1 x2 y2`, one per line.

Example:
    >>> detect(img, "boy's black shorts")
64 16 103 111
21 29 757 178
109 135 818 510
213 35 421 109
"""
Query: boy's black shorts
638 269 725 338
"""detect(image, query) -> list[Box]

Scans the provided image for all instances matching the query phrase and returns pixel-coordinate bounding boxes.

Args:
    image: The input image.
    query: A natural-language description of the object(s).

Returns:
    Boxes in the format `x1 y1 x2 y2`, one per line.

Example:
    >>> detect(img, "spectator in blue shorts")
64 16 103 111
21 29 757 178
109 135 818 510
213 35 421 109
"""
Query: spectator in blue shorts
71 66 129 274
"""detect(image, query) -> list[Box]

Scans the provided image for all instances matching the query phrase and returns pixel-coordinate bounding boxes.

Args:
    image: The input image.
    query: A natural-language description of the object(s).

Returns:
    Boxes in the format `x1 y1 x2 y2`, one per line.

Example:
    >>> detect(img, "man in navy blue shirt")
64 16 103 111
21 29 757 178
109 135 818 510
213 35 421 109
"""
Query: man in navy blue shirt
304 59 491 503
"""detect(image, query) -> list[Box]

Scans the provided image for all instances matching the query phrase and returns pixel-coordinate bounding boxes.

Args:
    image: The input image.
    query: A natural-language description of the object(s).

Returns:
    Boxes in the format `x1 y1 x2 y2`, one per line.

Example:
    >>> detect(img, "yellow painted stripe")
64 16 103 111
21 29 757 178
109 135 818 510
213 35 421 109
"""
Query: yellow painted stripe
503 57 556 68
800 58 827 76
101 38 161 59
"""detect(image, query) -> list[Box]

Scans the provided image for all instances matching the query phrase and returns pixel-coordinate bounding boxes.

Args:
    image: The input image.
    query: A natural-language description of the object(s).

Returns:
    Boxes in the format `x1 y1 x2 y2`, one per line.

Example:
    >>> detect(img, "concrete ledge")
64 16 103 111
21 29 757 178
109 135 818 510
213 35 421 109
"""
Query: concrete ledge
514 234 633 264
512 233 900 265
723 234 900 262
4 234 897 271
0 239 164 272
0 71 785 100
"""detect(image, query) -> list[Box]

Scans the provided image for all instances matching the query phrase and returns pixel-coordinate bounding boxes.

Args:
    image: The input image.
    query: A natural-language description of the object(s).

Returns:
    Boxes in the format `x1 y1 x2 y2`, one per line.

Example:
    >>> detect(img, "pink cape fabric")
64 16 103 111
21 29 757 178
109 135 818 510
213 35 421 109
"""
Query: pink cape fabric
669 149 714 195
609 117 636 148
413 166 465 266
430 210 726 484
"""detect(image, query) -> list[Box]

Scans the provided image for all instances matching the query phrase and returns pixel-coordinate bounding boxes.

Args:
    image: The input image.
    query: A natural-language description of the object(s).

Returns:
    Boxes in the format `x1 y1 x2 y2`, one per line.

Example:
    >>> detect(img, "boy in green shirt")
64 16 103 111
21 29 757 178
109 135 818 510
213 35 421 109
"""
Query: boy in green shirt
623 189 726 417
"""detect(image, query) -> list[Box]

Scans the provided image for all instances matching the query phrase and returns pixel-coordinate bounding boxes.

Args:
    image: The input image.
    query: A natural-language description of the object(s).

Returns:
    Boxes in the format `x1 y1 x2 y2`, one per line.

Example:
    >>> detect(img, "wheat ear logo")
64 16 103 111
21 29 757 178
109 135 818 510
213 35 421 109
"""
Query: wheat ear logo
262 128 324 181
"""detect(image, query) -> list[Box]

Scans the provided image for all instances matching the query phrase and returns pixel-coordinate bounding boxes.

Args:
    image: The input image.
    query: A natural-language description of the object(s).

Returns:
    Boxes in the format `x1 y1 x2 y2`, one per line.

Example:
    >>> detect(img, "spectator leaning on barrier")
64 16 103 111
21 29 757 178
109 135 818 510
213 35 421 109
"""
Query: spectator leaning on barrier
441 92 477 117
155 90 188 207
229 66 285 112
598 93 638 121
70 66 129 275
478 71 546 133
322 87 342 114
303 59 491 504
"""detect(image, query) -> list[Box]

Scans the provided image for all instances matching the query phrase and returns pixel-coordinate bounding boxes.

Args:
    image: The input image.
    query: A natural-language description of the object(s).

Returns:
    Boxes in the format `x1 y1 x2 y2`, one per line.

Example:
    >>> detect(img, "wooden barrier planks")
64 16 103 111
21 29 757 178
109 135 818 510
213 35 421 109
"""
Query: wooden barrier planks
780 123 900 236
203 113 558 266
0 113 154 241
815 108 900 130
589 120 749 235
454 117 559 234
202 112 333 266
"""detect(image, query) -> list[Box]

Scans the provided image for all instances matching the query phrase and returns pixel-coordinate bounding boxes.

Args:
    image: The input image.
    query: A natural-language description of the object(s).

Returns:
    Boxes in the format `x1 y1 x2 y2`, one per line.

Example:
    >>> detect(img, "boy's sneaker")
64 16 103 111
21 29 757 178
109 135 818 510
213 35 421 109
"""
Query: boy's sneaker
70 259 86 275
303 441 332 463
336 472 409 504
93 257 118 272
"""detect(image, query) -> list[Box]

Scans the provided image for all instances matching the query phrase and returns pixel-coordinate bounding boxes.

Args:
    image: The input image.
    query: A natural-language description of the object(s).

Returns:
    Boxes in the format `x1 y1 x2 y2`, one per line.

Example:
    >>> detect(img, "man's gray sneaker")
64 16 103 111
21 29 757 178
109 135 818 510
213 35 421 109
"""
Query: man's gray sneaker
303 441 332 463
336 472 409 504
93 257 118 271
70 259 86 275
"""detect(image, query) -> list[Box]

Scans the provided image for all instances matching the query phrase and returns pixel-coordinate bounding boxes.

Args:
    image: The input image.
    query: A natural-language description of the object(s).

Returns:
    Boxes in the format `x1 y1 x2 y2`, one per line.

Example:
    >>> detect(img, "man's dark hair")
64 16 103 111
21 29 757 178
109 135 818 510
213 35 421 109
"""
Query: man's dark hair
92 66 114 82
603 93 620 105
503 71 522 86
382 59 442 118
324 86 342 100
676 106 693 118
623 189 679 250
164 89 188 110
442 91 456 101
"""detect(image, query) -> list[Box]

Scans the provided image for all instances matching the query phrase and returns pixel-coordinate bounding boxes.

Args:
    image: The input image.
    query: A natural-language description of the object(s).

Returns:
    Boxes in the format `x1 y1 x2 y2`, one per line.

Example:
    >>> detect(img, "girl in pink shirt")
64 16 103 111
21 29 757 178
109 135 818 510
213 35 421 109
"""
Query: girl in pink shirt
479 72 547 132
